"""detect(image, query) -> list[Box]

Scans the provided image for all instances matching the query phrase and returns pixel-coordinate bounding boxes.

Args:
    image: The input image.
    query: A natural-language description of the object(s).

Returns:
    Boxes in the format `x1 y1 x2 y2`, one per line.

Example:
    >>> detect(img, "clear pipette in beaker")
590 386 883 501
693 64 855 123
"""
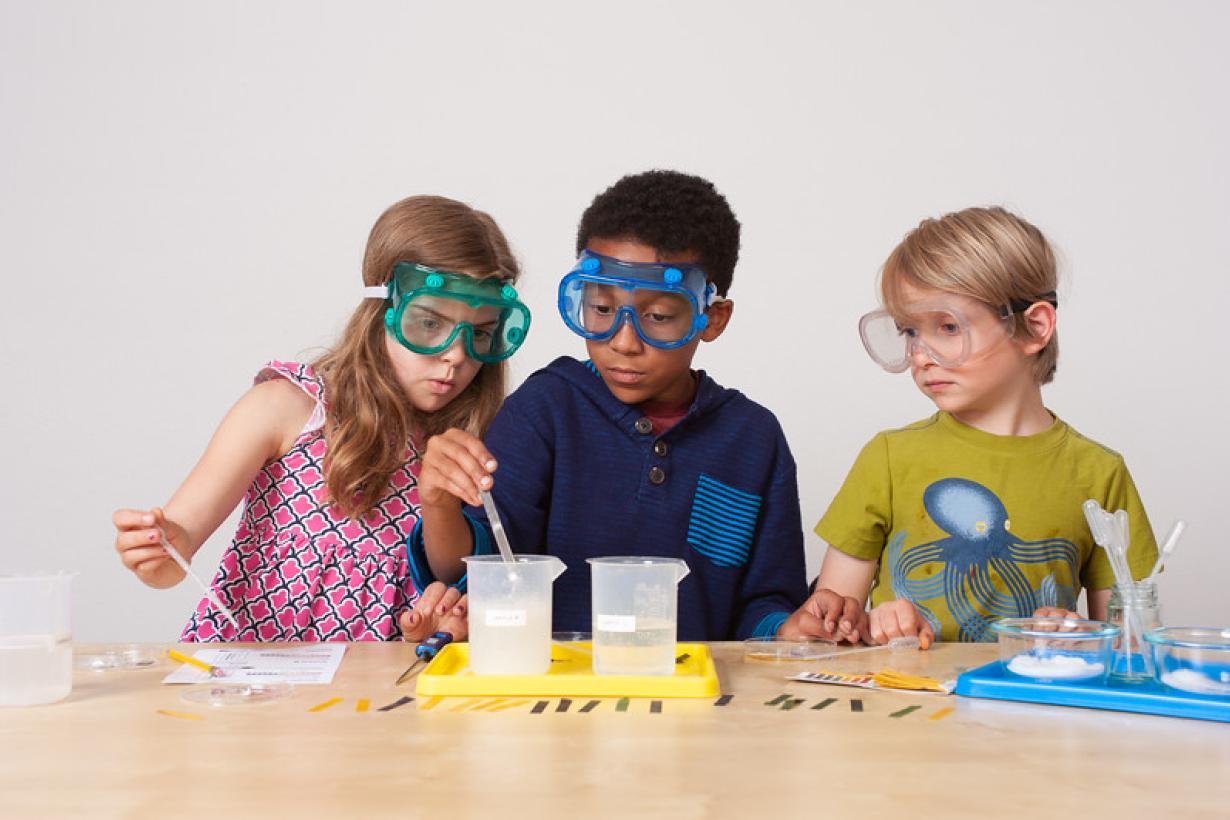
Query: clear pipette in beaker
479 490 516 564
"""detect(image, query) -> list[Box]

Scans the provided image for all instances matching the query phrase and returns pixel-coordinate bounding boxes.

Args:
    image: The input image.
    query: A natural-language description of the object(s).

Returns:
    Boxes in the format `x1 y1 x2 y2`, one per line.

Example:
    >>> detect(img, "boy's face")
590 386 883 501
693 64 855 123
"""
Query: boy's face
897 279 1045 419
582 237 732 406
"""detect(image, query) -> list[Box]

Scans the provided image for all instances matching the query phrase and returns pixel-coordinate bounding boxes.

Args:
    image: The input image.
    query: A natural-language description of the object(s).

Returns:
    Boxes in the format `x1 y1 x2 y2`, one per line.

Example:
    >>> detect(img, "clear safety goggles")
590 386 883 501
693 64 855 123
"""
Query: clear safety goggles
858 292 1056 373
363 262 531 364
557 250 722 349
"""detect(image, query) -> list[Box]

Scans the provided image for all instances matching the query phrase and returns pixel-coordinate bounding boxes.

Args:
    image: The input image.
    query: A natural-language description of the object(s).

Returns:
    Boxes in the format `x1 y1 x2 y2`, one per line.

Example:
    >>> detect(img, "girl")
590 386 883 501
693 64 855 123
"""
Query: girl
113 195 530 642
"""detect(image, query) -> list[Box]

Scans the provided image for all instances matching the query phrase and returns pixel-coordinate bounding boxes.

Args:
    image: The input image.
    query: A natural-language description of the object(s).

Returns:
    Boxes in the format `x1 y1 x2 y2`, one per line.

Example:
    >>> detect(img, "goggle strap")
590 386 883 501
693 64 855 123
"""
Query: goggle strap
1002 291 1059 317
362 285 390 300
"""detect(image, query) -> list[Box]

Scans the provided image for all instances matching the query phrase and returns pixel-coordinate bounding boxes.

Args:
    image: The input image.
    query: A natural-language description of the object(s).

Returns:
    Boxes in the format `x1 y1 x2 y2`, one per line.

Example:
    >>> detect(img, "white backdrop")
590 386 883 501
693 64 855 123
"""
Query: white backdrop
2 1 1226 640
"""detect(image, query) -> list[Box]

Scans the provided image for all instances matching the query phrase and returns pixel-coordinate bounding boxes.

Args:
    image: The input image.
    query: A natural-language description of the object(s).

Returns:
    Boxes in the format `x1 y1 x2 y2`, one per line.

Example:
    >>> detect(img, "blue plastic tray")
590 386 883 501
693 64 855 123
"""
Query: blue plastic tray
954 660 1230 723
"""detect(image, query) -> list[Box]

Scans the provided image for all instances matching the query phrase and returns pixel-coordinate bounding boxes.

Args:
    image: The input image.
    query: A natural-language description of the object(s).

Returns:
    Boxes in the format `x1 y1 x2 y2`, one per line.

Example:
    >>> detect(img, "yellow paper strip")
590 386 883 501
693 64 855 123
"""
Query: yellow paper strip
355 699 370 713
308 697 343 713
156 709 204 721
929 707 955 721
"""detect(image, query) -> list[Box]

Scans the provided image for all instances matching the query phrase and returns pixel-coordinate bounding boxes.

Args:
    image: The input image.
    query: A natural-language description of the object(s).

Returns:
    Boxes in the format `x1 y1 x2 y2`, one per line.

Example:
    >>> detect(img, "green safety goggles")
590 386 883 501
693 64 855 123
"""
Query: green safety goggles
364 262 531 363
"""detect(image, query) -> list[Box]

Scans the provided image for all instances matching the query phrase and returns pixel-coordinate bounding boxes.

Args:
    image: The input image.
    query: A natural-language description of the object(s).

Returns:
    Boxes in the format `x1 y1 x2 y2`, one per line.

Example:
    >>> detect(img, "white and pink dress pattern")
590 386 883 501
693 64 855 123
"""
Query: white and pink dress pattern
181 361 421 642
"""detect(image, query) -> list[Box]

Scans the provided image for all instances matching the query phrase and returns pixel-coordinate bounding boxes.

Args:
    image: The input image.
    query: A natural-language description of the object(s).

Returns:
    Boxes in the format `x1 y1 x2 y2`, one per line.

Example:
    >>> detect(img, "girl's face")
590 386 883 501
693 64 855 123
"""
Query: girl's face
384 298 500 413
896 279 1038 419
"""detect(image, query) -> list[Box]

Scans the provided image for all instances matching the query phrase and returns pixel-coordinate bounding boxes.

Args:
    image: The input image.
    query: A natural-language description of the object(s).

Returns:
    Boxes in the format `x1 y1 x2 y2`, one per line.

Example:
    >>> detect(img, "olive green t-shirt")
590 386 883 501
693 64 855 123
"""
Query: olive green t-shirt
815 412 1157 642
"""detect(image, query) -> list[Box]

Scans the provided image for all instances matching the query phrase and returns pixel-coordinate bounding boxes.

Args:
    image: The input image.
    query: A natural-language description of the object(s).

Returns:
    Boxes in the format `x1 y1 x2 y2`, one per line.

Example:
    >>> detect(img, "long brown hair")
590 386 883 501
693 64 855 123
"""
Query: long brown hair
312 196 520 519
881 206 1060 384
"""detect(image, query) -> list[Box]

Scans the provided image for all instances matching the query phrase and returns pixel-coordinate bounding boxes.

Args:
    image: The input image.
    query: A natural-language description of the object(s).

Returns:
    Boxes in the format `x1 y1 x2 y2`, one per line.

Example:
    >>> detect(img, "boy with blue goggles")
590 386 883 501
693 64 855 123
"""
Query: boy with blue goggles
365 261 531 363
557 250 723 349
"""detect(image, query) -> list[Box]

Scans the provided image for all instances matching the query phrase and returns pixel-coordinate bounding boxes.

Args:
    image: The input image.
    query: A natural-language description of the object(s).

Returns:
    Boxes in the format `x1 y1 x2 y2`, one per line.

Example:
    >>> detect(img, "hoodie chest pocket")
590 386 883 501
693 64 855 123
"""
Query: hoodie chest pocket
686 474 762 568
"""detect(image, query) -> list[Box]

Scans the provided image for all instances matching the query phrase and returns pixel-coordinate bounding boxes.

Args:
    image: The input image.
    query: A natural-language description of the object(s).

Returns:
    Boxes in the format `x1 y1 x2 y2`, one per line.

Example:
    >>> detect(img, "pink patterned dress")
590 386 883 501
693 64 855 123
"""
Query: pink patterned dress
181 361 422 642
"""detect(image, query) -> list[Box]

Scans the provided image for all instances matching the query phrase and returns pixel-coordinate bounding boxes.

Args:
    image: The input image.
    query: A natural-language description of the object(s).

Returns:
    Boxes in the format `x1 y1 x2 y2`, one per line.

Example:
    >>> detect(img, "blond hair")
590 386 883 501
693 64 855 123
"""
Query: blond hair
881 206 1059 384
312 195 520 518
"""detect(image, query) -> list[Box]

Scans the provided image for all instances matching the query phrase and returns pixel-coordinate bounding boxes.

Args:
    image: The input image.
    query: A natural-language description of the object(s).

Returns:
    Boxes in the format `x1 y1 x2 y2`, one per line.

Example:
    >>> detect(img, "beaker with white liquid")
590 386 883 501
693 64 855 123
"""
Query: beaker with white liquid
464 555 565 675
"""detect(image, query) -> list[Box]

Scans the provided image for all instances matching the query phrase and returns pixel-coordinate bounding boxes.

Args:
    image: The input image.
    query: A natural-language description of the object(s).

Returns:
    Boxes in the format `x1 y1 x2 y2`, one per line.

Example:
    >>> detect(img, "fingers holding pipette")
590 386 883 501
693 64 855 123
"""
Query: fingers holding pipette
112 506 189 589
421 429 498 508
868 599 934 649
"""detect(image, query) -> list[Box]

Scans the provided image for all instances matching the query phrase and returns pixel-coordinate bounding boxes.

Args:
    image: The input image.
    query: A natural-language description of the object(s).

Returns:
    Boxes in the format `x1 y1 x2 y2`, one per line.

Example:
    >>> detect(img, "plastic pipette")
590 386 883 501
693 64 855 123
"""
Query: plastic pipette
807 635 921 661
479 489 516 564
1148 520 1186 580
157 529 242 633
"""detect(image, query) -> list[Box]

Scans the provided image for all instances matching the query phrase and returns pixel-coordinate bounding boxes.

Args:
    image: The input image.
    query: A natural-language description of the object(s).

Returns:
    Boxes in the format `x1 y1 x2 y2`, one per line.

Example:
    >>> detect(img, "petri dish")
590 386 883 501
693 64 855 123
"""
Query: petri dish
181 681 294 706
75 645 163 671
743 637 838 662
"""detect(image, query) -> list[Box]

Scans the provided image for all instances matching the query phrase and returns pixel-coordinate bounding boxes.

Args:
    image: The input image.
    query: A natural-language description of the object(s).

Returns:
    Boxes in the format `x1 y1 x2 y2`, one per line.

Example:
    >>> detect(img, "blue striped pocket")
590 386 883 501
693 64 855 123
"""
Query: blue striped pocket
686 474 762 568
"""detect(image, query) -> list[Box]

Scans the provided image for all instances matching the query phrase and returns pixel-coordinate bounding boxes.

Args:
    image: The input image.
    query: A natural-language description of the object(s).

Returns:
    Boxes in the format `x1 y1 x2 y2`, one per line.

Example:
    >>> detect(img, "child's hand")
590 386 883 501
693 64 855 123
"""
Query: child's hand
420 429 498 509
112 507 190 589
777 588 867 643
1033 606 1082 620
399 582 469 643
868 599 935 649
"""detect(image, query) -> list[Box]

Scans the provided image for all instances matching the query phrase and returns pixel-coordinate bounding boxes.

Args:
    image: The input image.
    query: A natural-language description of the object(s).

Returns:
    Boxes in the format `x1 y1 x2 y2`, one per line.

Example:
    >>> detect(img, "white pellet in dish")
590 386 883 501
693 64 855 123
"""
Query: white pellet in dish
1007 653 1104 680
1160 669 1230 696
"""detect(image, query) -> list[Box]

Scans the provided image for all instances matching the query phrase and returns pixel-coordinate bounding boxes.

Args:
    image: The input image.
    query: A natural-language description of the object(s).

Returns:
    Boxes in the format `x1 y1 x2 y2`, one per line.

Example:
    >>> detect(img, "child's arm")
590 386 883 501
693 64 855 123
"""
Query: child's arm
410 383 554 590
729 444 811 639
779 546 878 642
822 547 935 648
113 379 310 588
417 429 499 584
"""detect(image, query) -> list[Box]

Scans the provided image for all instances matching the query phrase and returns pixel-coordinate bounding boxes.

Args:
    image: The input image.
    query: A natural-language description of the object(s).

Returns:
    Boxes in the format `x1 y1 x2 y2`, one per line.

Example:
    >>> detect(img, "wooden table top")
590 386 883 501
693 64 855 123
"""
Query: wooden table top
1 641 1227 818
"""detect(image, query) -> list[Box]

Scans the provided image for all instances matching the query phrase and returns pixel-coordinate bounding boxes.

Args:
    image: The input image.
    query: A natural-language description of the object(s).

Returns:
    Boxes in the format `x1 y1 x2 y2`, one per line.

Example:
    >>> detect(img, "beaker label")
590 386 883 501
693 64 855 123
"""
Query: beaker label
484 609 527 627
595 614 637 633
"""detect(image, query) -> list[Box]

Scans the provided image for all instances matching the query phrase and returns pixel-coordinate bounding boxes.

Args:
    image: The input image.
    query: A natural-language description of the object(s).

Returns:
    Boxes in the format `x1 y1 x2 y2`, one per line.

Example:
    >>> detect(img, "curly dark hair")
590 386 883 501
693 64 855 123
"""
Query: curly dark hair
575 169 741 296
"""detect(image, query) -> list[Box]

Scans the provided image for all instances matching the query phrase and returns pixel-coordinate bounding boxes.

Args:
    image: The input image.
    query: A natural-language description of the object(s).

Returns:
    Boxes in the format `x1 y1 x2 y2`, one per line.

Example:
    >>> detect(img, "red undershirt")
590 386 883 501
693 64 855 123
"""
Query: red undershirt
638 372 699 435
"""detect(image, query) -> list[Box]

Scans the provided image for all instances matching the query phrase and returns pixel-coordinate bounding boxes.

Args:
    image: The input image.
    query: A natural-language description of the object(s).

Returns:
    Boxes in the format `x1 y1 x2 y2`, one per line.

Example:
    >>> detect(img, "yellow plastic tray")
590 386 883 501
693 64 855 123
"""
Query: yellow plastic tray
415 642 719 698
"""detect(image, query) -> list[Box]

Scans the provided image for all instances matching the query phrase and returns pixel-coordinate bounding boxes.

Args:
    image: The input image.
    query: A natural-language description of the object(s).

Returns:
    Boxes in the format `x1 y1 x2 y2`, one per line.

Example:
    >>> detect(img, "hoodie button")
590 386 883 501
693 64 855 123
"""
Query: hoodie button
634 418 653 435
653 441 668 457
648 466 666 485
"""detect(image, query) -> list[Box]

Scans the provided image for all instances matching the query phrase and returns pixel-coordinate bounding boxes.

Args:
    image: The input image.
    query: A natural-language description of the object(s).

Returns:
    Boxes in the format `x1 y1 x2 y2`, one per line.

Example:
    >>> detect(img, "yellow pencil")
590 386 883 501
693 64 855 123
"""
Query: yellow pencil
167 649 223 677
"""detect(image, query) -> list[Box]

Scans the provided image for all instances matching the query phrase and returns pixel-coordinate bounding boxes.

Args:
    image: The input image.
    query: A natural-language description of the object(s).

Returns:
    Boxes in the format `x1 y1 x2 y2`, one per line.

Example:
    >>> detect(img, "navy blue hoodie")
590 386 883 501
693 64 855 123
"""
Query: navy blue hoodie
409 356 807 640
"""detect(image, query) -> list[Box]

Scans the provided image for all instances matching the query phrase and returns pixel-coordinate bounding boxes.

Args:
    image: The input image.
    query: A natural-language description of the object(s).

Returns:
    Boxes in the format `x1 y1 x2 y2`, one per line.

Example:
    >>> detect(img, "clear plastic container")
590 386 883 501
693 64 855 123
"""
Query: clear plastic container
1107 580 1162 684
743 637 837 662
1143 626 1230 697
588 556 689 676
991 616 1120 684
0 572 76 706
463 554 565 676
76 644 162 671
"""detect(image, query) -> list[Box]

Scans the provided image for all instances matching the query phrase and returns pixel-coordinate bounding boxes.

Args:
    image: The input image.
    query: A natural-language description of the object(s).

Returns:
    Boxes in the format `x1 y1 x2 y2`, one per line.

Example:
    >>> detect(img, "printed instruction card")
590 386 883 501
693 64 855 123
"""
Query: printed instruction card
162 644 347 685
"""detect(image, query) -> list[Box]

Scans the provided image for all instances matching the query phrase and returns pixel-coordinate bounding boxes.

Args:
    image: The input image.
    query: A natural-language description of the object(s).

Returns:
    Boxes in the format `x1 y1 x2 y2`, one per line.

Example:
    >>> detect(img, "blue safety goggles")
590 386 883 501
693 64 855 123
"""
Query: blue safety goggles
557 250 720 349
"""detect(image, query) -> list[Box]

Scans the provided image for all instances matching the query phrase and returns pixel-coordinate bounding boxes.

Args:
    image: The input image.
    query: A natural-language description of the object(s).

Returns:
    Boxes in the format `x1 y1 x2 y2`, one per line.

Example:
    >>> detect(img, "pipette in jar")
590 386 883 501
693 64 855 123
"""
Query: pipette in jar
1147 520 1186 580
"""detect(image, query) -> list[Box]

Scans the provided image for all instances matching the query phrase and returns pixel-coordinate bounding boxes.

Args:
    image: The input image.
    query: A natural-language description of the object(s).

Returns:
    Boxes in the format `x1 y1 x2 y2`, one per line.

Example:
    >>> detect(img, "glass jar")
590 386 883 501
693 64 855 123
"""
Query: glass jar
1106 580 1162 684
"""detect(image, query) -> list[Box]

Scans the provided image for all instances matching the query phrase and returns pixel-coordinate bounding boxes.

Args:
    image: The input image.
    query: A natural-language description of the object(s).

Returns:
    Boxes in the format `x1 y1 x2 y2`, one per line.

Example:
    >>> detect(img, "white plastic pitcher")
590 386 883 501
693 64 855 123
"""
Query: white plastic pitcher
463 555 565 675
588 556 689 676
0 572 75 706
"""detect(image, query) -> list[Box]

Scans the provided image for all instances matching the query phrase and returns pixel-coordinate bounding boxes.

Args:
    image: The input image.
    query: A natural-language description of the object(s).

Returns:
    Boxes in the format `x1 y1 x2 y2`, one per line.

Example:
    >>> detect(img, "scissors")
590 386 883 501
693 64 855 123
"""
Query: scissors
395 631 454 686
